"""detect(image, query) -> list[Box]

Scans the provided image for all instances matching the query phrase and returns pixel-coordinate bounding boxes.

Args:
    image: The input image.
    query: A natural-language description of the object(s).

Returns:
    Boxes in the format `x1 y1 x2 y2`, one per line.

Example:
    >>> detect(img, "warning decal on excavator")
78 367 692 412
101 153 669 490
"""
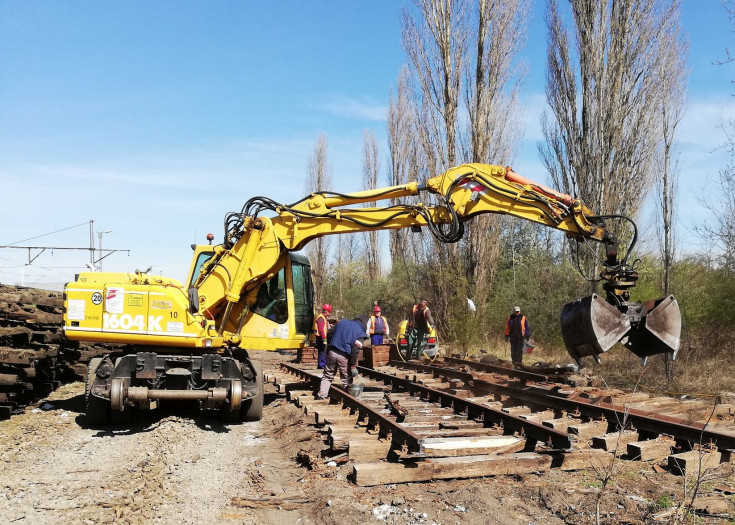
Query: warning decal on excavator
105 287 124 314
67 299 85 321
127 294 144 307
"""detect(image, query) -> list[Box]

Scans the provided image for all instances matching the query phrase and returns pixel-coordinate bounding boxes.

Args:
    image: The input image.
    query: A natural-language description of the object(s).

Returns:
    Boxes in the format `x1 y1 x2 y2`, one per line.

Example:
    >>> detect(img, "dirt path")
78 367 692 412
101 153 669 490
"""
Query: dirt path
0 351 316 525
1 350 733 525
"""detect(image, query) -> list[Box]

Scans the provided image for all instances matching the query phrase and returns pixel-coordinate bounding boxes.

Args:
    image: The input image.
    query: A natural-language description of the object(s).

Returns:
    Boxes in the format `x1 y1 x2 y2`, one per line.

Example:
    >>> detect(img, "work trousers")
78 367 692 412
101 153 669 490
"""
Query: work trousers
510 337 524 365
317 349 350 398
315 336 326 369
406 327 428 360
370 334 384 346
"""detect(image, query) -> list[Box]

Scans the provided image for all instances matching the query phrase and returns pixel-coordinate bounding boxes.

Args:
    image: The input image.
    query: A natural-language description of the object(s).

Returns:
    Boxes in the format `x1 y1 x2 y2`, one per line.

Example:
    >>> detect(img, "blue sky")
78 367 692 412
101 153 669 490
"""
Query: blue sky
1 1 733 290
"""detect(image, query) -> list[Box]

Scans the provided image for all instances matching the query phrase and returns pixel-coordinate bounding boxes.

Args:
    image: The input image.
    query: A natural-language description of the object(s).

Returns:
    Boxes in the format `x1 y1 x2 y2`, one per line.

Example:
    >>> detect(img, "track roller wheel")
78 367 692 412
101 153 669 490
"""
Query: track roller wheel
85 358 110 426
242 361 263 422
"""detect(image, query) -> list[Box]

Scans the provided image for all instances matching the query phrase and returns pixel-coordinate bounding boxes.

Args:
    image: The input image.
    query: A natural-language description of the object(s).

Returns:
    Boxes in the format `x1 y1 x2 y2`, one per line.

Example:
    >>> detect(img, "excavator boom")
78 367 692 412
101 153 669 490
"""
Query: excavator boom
192 162 679 365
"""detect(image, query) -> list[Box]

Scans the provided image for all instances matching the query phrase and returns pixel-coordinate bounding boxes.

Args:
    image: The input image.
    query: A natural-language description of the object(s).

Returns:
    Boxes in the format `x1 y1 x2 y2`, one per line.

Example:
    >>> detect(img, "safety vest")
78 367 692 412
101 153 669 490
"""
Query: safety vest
409 304 429 331
368 315 388 335
314 313 330 338
505 314 528 337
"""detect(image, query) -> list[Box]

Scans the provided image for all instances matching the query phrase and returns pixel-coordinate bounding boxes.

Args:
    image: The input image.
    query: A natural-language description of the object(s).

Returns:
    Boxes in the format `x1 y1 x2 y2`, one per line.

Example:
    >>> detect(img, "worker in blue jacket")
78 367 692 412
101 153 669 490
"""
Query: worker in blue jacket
316 315 368 399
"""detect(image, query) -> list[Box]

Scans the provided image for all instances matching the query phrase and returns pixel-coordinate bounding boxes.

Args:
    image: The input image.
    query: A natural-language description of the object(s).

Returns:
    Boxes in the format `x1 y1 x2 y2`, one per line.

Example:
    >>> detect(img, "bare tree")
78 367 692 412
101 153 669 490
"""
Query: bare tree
463 0 527 163
462 0 529 322
402 0 468 171
362 130 382 281
655 27 688 296
401 0 529 339
655 36 687 383
305 133 332 306
399 0 530 339
540 0 685 222
387 67 420 265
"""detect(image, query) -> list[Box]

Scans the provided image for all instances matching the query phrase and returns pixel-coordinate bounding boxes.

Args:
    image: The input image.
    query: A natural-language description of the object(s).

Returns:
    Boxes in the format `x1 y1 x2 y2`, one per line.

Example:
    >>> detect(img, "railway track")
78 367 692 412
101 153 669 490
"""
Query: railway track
266 356 735 486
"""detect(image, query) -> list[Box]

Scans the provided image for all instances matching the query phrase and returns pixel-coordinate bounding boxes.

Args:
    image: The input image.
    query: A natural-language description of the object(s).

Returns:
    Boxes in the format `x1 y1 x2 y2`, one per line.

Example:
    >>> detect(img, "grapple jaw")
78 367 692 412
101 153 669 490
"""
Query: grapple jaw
561 294 681 367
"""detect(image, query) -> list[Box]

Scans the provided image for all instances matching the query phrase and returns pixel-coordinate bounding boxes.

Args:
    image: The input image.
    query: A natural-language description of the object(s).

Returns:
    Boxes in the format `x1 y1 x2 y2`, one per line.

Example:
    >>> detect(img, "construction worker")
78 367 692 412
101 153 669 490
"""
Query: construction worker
505 305 531 366
366 305 389 346
316 315 369 399
406 298 435 360
314 303 332 369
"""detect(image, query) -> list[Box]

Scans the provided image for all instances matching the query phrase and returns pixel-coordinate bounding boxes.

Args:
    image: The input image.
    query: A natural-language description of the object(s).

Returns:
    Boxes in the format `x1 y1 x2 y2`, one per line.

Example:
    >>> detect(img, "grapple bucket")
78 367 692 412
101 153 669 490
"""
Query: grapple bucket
561 294 630 365
619 295 681 363
561 293 681 366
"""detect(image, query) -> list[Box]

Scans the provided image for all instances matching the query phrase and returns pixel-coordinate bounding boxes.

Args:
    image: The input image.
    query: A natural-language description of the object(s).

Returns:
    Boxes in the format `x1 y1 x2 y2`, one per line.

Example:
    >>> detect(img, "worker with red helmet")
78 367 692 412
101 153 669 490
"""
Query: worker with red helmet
314 303 332 369
366 304 389 346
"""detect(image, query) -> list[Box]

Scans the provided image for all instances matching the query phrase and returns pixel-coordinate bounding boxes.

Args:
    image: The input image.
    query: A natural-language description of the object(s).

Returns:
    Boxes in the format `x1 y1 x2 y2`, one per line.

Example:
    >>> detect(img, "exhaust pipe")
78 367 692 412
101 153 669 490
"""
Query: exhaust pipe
561 294 681 366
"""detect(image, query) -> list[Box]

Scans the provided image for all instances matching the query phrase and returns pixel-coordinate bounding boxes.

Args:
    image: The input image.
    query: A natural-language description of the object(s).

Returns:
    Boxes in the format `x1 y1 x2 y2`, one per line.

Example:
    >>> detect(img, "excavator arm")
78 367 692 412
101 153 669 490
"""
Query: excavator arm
61 162 680 423
192 163 680 365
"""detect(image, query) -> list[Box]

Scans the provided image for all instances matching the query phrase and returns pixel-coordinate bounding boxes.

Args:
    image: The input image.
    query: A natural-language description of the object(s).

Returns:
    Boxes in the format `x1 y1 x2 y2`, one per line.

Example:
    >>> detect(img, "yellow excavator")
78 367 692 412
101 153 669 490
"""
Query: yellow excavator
63 163 681 424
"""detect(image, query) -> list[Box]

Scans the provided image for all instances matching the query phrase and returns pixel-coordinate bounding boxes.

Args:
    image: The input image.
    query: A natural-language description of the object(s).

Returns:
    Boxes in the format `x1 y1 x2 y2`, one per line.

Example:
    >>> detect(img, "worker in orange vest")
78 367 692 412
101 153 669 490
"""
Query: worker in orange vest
406 298 435 360
315 303 332 369
505 305 531 366
366 305 389 346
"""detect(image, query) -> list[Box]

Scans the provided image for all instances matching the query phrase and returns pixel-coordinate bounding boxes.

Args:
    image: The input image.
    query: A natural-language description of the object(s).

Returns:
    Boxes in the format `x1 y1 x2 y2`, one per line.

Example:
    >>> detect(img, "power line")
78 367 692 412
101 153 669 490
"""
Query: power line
4 221 89 246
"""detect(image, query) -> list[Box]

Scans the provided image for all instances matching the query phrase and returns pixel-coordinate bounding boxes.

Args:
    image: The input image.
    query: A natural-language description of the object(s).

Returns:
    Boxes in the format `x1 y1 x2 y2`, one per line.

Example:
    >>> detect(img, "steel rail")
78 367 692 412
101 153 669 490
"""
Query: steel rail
279 363 425 453
440 356 566 383
394 361 735 451
279 362 573 452
354 364 573 450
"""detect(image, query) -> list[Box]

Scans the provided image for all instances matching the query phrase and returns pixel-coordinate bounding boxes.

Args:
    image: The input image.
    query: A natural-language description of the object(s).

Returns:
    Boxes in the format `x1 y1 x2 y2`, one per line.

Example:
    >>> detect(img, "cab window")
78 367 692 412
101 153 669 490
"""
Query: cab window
253 268 288 324
188 252 214 289
291 258 314 335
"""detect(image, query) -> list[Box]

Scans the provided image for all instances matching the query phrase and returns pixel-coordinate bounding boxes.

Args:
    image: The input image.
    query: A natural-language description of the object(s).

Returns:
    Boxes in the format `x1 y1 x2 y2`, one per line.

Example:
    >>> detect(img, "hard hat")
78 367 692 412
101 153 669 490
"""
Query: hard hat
374 305 381 313
322 303 332 313
513 306 521 312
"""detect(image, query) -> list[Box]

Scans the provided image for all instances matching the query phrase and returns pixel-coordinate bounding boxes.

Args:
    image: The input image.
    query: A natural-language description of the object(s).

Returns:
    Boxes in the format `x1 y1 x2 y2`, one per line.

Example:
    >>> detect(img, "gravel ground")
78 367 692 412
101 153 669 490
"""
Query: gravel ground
1 350 733 525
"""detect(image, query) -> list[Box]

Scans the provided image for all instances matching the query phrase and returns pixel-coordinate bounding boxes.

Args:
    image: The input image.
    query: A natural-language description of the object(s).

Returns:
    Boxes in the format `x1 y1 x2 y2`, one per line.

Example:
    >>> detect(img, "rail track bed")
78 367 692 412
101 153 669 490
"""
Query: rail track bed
266 357 735 486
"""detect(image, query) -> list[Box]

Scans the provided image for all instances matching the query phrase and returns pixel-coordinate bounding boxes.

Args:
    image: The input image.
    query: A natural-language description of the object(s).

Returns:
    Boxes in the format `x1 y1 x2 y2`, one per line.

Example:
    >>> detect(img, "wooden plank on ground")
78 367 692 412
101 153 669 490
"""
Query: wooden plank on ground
0 347 44 365
610 392 653 404
520 410 557 423
420 435 525 457
549 449 614 471
286 388 313 402
329 429 375 450
352 452 552 486
413 428 505 439
627 438 674 461
568 420 609 441
543 417 582 432
319 413 365 427
591 430 639 452
668 450 723 475
347 438 392 462
503 406 532 416
0 373 20 386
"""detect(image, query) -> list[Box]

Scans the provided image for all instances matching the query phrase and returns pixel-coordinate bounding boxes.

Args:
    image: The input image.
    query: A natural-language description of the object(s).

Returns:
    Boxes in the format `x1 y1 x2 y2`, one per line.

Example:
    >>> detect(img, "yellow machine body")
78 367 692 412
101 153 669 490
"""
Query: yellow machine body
64 272 223 350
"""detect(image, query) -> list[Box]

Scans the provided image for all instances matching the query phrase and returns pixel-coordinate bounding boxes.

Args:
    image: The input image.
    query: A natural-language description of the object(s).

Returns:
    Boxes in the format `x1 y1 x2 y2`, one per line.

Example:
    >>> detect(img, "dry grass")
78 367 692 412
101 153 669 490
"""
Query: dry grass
446 337 735 400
